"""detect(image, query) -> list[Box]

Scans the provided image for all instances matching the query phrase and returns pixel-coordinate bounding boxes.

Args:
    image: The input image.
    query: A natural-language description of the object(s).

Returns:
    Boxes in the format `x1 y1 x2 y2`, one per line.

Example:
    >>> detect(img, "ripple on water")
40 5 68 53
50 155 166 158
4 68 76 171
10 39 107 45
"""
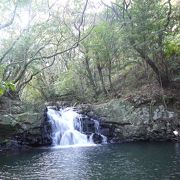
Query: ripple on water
0 143 180 180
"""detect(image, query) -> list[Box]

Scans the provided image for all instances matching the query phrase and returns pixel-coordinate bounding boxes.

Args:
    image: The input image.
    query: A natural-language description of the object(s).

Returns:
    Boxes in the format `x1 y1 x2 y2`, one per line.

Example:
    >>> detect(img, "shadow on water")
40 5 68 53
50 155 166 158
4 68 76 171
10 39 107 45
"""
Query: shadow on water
0 142 180 180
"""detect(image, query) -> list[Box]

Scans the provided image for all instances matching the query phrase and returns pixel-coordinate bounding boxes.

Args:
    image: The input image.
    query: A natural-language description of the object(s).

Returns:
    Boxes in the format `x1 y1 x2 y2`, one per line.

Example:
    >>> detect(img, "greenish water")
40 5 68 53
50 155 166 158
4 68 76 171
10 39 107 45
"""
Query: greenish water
0 142 180 180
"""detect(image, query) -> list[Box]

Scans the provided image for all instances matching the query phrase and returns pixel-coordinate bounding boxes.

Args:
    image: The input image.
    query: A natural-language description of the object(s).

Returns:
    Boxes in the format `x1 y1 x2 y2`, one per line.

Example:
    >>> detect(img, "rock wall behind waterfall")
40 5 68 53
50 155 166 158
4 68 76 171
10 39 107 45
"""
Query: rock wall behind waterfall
84 99 180 143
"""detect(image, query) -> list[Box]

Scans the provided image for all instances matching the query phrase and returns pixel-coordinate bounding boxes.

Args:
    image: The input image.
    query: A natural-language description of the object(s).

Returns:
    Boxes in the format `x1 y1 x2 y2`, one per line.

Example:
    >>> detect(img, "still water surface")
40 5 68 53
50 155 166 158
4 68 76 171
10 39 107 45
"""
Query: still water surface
0 142 180 180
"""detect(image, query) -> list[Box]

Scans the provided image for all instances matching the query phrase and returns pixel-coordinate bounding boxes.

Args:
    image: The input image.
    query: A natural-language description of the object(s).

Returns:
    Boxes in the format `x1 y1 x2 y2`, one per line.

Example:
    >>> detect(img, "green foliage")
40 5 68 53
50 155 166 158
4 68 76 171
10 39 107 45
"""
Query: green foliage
87 22 120 60
122 0 167 52
21 83 43 103
165 34 180 57
0 0 179 102
56 70 77 95
0 81 15 96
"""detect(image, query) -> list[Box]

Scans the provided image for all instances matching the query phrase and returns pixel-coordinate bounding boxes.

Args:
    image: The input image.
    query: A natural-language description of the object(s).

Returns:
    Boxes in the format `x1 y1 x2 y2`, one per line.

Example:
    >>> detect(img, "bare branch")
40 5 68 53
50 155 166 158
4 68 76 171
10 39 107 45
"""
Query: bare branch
0 33 22 63
0 4 17 30
17 29 95 90
18 56 56 91
4 0 92 91
33 26 94 60
164 0 172 30
74 0 89 45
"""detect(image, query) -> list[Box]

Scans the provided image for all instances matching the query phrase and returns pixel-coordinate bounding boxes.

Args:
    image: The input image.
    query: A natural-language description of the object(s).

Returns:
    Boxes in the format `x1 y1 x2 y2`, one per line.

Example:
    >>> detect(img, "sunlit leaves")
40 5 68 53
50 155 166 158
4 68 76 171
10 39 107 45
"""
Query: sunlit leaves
164 32 180 56
0 81 15 96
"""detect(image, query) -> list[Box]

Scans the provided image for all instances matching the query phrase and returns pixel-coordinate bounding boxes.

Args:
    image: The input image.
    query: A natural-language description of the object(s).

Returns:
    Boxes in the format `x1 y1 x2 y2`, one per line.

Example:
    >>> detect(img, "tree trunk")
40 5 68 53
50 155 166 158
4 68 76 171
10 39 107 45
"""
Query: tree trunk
135 48 170 87
107 59 114 91
84 56 98 95
96 63 107 95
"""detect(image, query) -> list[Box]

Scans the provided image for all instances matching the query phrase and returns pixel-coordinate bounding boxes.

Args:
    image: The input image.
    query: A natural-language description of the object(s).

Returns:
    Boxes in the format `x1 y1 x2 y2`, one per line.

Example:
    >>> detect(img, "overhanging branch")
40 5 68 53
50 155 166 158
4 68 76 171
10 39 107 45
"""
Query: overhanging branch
0 4 17 30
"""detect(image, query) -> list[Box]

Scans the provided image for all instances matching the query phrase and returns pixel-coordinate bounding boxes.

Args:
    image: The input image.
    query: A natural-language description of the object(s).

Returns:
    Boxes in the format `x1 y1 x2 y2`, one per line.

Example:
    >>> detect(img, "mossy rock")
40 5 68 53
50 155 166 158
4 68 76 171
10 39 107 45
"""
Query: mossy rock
92 99 179 125
92 99 136 123
0 113 42 138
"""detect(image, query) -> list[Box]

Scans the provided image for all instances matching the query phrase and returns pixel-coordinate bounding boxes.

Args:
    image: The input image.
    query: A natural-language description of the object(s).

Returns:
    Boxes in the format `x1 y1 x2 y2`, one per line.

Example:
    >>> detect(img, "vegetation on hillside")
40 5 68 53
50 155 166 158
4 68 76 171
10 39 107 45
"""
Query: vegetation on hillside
0 0 179 103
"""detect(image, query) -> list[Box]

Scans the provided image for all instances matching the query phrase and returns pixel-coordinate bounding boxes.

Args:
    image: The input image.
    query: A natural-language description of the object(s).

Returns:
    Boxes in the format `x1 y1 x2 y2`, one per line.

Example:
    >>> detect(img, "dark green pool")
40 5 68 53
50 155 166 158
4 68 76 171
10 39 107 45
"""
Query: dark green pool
0 142 180 180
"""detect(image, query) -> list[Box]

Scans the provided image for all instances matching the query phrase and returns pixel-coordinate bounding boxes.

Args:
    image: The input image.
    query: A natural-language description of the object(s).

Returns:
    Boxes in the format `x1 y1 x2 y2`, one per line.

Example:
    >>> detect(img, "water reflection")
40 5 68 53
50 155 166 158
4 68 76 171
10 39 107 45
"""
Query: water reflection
0 143 180 180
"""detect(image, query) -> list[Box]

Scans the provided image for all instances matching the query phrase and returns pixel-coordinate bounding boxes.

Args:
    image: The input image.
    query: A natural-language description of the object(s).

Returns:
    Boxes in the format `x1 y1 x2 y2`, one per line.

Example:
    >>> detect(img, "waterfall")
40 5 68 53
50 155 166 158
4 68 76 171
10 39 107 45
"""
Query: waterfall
47 107 106 146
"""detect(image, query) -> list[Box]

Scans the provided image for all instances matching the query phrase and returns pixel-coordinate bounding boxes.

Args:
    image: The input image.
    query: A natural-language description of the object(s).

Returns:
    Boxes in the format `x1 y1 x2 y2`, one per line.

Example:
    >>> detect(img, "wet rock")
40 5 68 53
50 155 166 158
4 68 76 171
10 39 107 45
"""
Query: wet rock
1 97 180 152
91 133 103 144
0 109 52 150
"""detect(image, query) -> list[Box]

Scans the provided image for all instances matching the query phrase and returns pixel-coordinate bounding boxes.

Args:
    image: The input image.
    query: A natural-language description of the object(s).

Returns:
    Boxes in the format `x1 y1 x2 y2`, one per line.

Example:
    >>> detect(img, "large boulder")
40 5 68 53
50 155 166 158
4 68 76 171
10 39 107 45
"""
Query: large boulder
0 96 53 150
88 99 180 143
0 113 41 138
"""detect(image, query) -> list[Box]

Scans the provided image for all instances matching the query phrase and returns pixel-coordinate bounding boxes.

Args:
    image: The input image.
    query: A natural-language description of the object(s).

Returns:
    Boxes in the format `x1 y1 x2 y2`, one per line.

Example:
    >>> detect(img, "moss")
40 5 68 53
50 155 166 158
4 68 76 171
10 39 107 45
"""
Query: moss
93 99 135 123
0 112 41 139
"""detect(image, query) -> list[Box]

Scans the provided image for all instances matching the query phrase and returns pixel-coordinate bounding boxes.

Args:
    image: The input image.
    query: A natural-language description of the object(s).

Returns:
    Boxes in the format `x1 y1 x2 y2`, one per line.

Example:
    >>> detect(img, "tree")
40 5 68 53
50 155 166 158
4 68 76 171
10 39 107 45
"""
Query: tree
0 0 19 96
0 0 90 98
0 0 17 30
110 0 178 87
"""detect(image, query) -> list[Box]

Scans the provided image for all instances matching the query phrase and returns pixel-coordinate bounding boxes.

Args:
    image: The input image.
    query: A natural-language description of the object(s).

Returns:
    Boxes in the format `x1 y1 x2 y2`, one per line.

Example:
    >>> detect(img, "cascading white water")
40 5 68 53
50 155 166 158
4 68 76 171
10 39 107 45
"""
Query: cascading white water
47 107 96 146
90 119 107 144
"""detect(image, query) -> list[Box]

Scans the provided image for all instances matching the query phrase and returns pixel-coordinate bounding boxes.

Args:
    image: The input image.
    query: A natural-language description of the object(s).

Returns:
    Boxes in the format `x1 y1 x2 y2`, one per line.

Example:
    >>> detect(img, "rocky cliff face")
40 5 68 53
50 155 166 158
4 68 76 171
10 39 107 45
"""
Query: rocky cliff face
0 97 52 151
83 99 180 143
0 112 52 150
0 97 179 151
